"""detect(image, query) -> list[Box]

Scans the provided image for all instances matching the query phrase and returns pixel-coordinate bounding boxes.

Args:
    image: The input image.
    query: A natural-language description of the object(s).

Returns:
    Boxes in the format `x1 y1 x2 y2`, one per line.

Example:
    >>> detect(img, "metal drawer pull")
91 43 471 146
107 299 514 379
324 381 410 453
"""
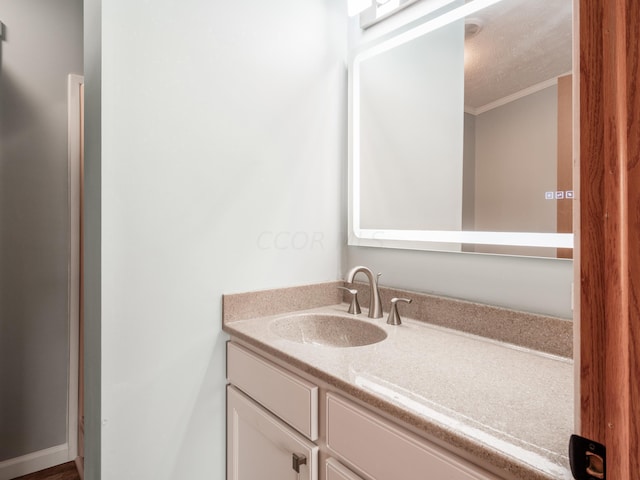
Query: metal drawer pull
292 453 307 473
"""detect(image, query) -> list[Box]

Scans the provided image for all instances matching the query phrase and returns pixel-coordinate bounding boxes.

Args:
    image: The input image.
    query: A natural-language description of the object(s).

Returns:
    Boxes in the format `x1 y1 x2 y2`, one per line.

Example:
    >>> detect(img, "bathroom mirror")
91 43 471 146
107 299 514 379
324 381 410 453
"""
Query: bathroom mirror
348 0 574 257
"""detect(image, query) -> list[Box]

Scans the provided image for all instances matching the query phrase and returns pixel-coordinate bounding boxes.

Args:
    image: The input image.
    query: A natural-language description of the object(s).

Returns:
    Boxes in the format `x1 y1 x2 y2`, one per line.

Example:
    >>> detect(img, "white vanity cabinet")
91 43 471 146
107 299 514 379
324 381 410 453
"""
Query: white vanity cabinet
227 386 318 480
226 342 319 480
227 341 499 480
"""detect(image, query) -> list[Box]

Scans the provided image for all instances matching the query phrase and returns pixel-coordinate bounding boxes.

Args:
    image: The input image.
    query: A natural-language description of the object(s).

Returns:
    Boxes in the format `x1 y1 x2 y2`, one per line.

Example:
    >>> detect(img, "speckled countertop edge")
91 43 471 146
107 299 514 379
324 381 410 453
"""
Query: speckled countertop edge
222 282 574 480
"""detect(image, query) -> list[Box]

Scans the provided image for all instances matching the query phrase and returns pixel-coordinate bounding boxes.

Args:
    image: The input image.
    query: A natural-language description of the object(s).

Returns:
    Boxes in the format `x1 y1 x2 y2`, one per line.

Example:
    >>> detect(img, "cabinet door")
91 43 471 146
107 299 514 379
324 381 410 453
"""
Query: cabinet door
326 458 364 480
227 386 318 480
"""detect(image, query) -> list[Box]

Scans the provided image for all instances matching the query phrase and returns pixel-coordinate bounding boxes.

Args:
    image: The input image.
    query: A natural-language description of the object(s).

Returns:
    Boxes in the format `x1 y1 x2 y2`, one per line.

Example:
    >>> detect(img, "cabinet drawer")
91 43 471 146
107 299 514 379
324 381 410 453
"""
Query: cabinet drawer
227 342 318 440
326 393 497 480
228 386 318 480
326 458 364 480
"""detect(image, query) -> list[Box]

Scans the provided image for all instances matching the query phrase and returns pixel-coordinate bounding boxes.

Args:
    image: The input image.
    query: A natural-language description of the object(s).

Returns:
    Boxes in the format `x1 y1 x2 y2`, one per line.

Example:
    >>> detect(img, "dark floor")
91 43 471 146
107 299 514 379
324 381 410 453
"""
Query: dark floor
12 462 80 480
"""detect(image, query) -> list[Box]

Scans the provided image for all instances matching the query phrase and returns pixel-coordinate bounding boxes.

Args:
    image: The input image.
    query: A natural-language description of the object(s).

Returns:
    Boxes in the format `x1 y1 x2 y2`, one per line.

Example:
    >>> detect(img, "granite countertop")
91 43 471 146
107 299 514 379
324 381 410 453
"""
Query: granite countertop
222 287 574 480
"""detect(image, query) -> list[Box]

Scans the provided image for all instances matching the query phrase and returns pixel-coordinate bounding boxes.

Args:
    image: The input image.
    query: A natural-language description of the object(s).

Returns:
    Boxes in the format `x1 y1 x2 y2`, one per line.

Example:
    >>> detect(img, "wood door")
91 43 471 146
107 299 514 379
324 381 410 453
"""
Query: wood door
578 0 640 478
227 386 318 480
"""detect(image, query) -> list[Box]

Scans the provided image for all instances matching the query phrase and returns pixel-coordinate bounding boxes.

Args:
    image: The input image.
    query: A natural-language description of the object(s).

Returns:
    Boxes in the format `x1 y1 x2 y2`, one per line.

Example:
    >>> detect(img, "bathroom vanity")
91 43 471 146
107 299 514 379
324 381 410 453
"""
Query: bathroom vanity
227 341 500 480
222 281 573 480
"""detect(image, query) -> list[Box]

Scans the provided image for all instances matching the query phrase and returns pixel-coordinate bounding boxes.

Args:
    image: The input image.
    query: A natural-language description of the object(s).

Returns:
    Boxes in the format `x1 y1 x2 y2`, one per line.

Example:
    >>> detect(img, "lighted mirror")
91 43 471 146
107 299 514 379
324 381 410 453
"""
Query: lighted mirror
349 0 574 257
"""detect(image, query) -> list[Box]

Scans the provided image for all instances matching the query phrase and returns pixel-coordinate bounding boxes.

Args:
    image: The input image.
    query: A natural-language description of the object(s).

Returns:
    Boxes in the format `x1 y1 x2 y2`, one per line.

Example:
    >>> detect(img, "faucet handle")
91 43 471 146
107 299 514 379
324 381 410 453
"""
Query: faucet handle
387 297 412 325
338 287 362 315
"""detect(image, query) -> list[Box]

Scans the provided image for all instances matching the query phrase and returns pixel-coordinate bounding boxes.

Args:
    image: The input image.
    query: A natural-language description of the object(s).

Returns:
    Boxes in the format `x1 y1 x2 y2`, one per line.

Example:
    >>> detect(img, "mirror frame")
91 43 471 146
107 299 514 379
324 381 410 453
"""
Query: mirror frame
348 0 575 253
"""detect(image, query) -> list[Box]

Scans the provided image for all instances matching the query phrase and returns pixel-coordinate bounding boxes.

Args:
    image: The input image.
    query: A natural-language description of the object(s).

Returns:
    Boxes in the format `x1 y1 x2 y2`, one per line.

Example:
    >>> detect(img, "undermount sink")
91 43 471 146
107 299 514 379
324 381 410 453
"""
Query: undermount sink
270 313 387 348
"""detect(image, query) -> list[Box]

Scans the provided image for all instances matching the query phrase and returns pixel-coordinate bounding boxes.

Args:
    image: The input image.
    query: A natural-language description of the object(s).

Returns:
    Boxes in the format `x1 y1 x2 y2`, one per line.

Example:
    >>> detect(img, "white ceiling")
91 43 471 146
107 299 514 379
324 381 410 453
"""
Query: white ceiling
463 0 573 111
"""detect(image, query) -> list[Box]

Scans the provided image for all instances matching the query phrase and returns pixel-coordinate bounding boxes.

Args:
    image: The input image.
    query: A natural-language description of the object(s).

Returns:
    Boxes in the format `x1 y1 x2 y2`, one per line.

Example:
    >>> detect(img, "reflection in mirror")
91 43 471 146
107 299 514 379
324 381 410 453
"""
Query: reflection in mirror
350 0 574 257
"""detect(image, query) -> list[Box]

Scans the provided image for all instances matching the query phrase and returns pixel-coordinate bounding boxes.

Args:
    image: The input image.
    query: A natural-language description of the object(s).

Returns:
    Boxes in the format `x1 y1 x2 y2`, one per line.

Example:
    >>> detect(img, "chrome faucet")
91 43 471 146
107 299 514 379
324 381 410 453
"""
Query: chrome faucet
338 286 362 315
345 266 383 319
387 297 412 325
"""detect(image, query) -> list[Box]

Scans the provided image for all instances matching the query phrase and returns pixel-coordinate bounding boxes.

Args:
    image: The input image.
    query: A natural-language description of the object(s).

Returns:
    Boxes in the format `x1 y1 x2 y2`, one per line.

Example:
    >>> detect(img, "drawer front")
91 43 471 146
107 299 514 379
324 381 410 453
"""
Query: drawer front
227 342 318 440
326 458 364 480
326 393 497 480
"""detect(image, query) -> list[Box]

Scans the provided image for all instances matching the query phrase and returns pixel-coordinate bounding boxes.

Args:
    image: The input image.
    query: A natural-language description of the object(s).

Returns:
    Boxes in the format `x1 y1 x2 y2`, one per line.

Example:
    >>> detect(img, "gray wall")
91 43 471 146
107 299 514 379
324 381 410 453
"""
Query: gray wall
462 112 476 232
473 85 558 256
83 0 101 477
0 0 83 461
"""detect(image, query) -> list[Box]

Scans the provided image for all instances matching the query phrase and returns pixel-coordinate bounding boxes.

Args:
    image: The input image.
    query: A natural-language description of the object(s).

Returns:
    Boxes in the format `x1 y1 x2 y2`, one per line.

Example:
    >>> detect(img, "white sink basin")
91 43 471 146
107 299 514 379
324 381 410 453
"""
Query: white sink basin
270 313 387 348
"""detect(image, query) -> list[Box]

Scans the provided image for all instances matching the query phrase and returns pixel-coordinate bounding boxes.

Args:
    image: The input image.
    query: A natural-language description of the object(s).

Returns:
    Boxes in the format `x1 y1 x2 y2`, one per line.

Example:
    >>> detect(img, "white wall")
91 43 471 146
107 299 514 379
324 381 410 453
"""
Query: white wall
347 245 572 317
93 1 346 479
0 0 83 464
84 3 572 479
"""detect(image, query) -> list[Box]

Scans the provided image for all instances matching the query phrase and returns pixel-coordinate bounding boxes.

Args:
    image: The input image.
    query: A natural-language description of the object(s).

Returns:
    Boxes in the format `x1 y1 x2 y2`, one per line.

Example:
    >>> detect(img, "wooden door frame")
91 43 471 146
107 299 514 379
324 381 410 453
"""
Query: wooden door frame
578 0 640 478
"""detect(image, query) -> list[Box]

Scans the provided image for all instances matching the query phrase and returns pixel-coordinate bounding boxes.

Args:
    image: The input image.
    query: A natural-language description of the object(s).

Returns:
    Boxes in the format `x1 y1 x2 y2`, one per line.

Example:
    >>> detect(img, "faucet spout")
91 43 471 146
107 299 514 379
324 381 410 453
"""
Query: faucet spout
345 266 383 319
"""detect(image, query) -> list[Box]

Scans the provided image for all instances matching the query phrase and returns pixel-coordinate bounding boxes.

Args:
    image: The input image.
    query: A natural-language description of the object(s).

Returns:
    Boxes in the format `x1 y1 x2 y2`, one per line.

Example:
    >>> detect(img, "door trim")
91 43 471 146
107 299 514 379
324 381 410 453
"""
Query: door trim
67 73 84 464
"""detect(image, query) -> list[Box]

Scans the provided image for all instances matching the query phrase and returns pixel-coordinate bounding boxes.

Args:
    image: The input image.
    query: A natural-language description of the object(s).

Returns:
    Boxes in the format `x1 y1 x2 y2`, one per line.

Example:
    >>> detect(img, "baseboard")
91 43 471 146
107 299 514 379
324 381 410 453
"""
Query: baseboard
0 444 69 480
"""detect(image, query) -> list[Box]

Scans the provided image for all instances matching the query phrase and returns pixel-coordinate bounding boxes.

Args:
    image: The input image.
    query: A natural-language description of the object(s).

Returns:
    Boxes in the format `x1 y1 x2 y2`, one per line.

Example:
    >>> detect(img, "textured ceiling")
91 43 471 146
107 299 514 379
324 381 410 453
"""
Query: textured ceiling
464 0 573 111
